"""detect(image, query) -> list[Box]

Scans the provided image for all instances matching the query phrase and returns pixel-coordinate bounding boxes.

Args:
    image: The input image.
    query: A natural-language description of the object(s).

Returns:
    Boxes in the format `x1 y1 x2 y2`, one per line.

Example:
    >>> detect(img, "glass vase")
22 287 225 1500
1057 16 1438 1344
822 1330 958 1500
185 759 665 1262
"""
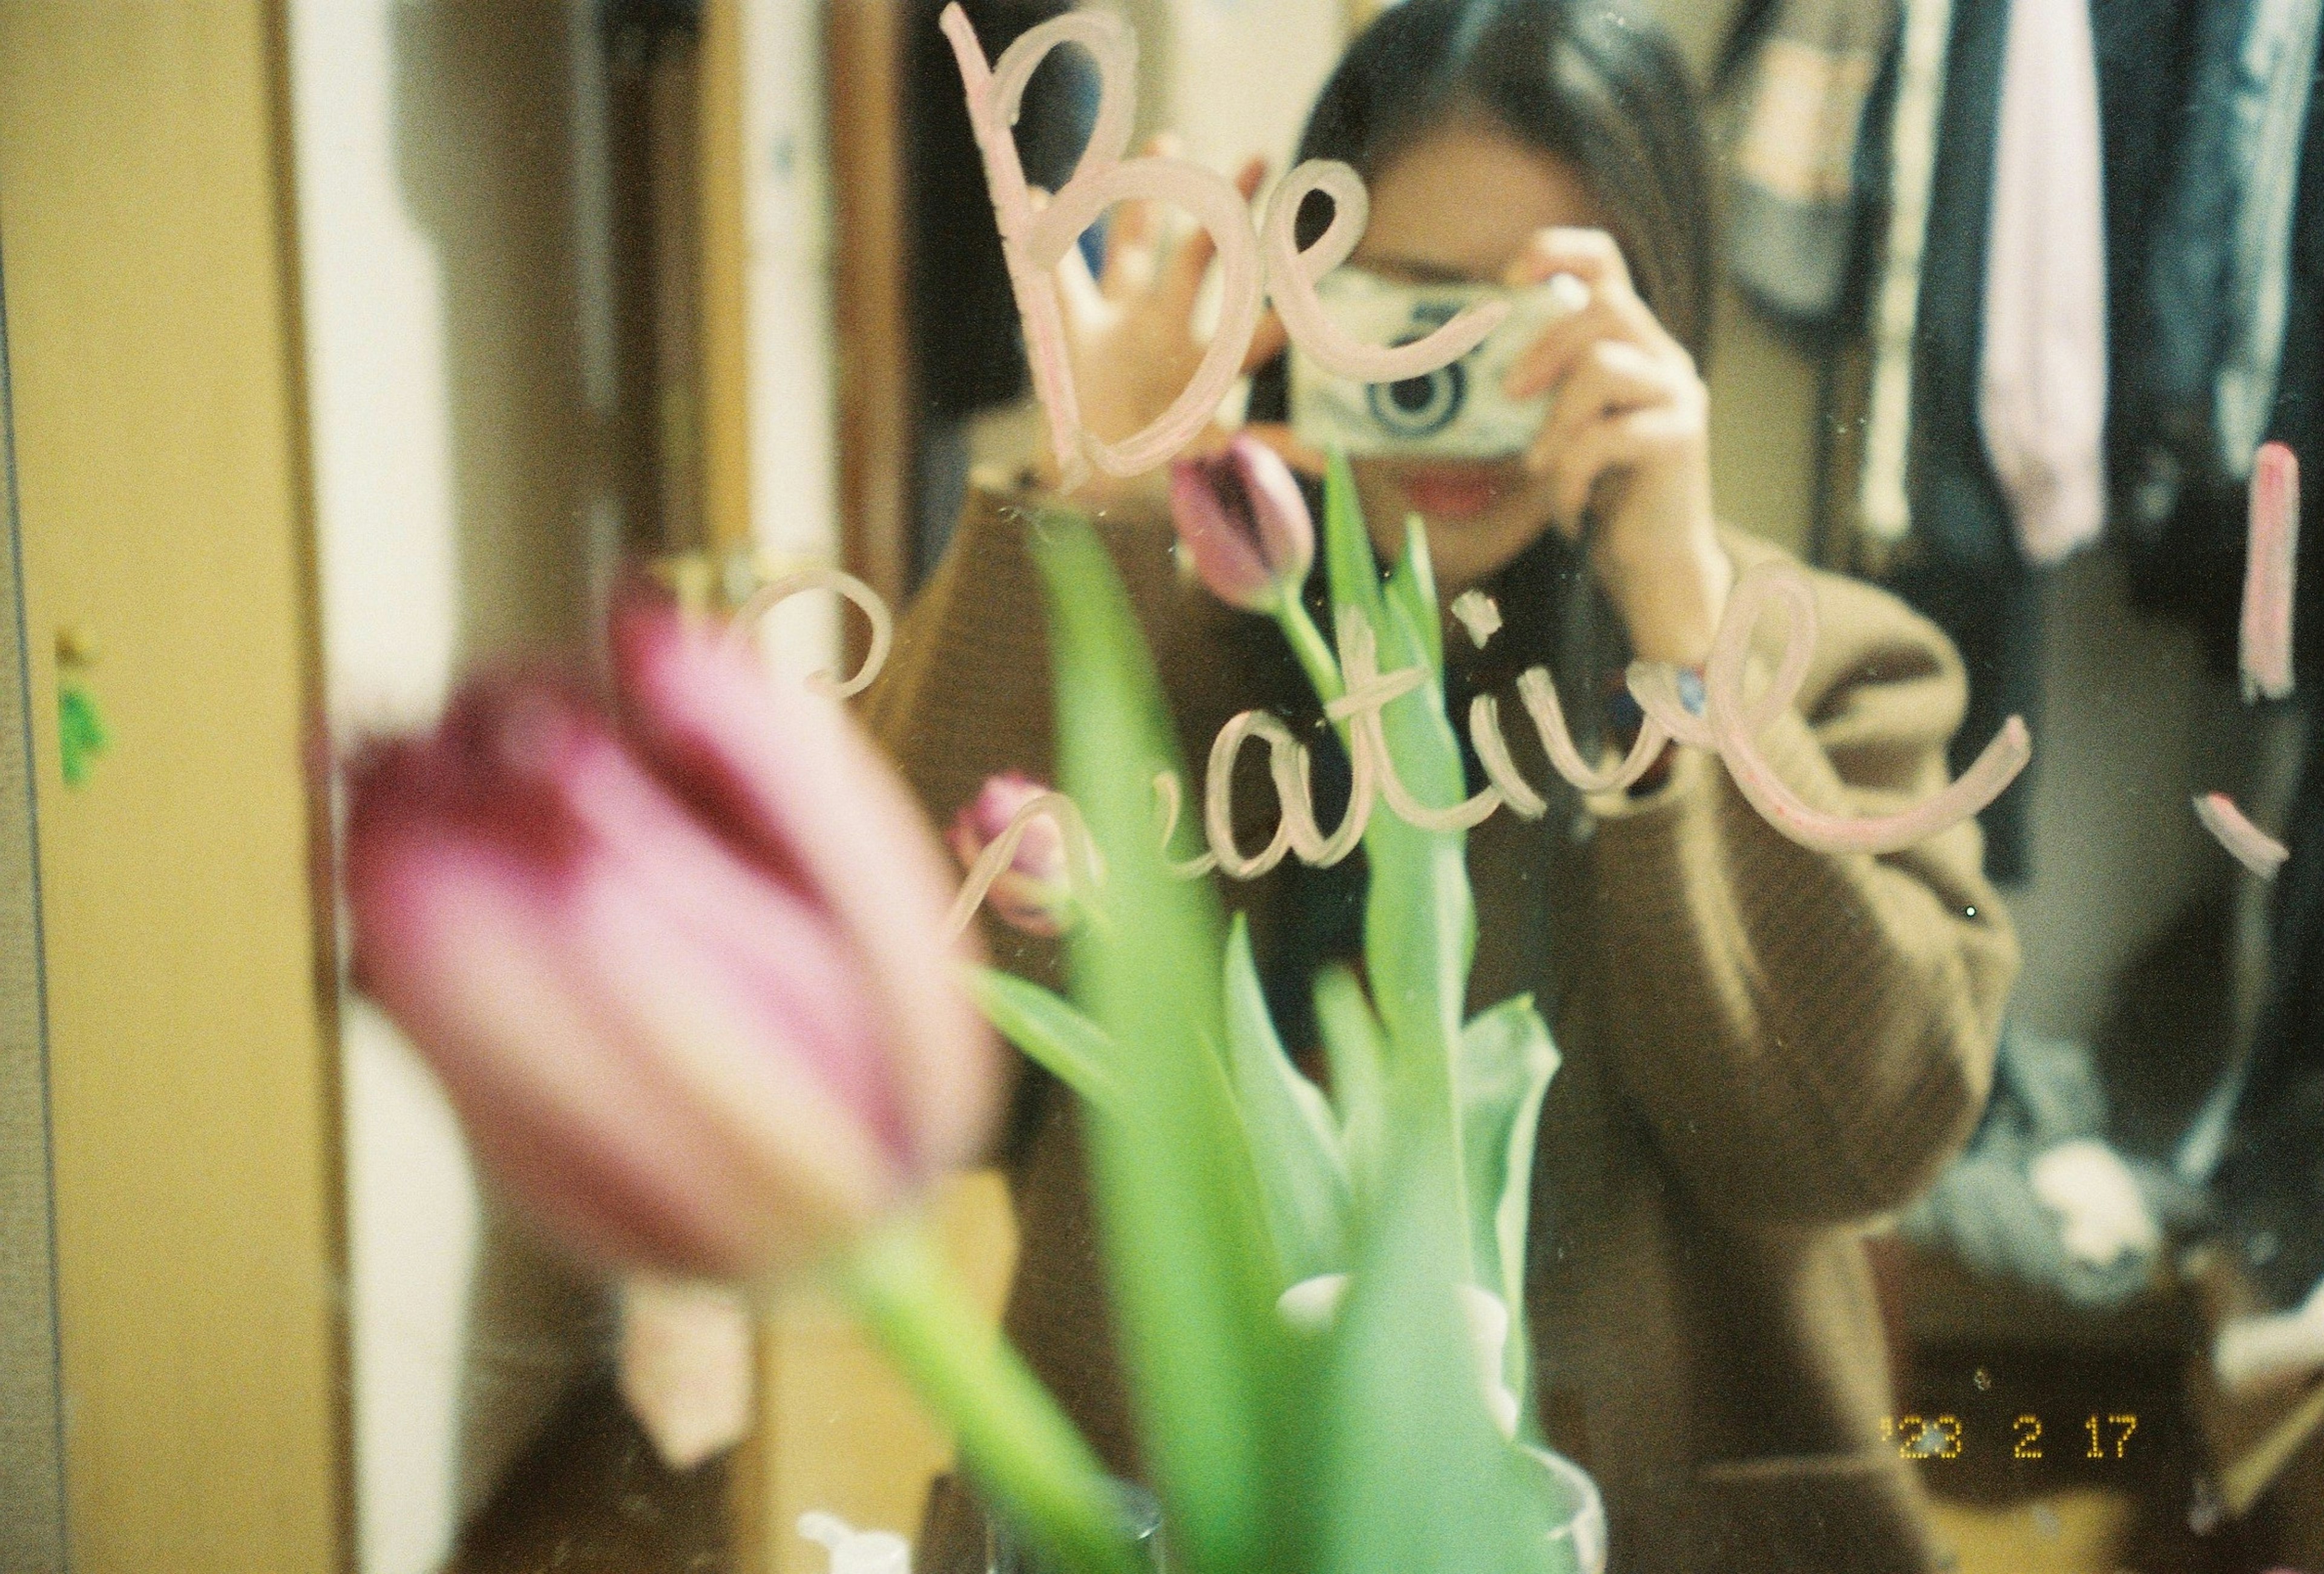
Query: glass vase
986 1480 1166 1574
984 1452 1604 1574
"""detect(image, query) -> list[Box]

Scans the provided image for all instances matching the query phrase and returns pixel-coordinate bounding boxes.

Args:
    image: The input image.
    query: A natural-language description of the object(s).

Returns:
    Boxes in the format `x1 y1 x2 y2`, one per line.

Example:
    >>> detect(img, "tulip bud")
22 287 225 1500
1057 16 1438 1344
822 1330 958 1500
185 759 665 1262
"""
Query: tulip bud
1167 434 1315 613
344 602 996 1284
948 773 1076 937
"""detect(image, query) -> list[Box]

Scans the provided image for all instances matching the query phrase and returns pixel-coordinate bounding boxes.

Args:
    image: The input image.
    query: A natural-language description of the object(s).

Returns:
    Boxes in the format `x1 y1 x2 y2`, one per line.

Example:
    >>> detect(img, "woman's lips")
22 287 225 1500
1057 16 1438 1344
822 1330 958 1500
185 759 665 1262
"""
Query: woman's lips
1396 464 1508 522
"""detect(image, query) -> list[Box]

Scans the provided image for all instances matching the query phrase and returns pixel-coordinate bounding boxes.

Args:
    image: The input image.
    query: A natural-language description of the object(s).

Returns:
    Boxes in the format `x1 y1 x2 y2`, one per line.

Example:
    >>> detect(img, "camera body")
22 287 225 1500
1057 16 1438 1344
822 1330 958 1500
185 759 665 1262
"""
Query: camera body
1288 269 1589 460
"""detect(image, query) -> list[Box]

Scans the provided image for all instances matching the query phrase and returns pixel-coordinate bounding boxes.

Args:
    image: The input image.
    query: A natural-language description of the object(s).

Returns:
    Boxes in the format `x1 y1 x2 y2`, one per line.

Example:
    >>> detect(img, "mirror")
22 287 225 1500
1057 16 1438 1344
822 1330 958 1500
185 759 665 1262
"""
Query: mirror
5 0 2319 1570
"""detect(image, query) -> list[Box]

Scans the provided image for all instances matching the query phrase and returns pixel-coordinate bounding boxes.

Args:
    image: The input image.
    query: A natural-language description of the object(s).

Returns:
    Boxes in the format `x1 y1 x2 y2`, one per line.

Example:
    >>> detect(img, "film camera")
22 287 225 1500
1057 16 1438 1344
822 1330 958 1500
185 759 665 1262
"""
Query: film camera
1289 269 1589 460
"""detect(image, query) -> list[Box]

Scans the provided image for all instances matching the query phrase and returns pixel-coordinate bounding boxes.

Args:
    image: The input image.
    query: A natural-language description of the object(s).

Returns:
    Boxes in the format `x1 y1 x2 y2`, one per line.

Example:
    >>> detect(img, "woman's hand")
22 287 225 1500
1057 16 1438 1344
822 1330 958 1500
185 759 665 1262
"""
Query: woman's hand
1042 146 1285 505
1502 228 1730 666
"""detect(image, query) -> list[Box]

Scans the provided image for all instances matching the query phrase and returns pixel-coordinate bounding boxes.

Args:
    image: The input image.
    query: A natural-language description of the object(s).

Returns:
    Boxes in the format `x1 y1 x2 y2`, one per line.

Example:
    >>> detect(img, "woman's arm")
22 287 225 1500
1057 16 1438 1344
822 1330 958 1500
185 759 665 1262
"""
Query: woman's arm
1577 536 2018 1227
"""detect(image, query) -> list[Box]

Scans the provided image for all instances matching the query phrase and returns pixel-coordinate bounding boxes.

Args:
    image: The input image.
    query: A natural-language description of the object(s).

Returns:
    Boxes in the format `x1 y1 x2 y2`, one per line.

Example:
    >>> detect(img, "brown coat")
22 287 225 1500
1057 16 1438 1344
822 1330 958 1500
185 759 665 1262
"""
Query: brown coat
864 482 2017 1574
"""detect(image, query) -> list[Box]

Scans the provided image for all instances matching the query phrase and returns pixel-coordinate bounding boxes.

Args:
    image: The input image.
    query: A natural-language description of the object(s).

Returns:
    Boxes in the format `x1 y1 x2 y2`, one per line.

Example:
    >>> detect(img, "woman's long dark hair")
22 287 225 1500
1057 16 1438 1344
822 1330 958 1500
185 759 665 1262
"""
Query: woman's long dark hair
1252 2 1716 1035
1252 0 1715 425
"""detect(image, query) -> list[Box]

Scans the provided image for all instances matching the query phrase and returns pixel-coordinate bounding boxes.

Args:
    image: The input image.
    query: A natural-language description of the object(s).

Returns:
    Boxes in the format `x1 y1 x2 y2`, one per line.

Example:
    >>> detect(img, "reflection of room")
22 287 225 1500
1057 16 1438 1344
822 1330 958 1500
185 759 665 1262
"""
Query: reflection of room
4 0 2320 1571
289 2 844 1567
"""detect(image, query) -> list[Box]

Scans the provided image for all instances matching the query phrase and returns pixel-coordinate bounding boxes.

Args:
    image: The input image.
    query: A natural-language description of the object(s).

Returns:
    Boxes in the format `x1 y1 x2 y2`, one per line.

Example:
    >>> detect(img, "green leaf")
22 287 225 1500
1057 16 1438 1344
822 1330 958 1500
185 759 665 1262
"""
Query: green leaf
965 966 1123 1112
1385 512 1442 679
1311 964 1390 1196
965 965 1265 1310
1369 584 1471 830
1459 996 1560 1400
1320 457 1477 1270
1223 914 1352 1282
1322 448 1388 635
841 1225 1144 1574
1031 514 1301 1574
1321 1126 1569 1574
1319 458 1472 1071
1321 457 1473 1043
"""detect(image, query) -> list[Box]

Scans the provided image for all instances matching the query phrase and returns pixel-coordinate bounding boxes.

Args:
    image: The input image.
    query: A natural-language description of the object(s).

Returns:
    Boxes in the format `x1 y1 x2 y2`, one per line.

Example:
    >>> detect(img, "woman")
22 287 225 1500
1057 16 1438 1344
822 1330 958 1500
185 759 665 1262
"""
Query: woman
868 2 2016 1569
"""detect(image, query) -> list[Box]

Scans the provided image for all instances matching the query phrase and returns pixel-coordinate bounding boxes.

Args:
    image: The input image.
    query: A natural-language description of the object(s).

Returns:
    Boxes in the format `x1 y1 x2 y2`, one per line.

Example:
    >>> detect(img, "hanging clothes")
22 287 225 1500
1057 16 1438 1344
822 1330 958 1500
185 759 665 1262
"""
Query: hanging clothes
2093 0 2211 531
1978 0 2108 569
1729 0 2049 877
2115 0 2324 678
1838 0 2104 882
2200 65 2324 1317
2139 0 2324 505
1732 0 2317 880
2215 0 2324 474
1856 0 1962 555
1843 0 2135 880
1718 0 2040 877
1725 0 1900 329
1719 0 2045 869
1863 0 2044 881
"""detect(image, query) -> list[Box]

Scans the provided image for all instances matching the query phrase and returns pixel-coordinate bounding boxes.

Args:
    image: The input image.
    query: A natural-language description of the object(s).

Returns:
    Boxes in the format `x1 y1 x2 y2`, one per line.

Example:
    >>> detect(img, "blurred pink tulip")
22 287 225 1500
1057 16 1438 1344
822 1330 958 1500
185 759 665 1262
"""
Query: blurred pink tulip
1167 434 1315 612
948 772 1074 937
344 600 996 1282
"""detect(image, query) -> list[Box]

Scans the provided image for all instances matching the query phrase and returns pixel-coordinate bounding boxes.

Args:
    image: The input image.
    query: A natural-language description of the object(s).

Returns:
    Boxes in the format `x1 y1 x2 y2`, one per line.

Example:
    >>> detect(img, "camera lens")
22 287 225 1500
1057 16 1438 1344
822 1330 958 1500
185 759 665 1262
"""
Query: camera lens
1367 359 1465 438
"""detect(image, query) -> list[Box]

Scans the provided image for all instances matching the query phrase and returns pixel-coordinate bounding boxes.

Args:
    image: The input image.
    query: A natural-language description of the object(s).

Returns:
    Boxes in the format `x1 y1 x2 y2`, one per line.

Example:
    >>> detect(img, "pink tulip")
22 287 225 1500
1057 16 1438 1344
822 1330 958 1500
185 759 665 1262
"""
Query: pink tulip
344 600 996 1282
948 773 1075 937
1167 434 1315 612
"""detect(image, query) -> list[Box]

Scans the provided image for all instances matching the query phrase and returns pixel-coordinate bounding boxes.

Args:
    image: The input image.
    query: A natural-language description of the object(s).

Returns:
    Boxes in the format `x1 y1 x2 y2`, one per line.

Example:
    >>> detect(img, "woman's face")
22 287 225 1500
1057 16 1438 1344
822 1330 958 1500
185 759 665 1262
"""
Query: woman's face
1348 117 1610 594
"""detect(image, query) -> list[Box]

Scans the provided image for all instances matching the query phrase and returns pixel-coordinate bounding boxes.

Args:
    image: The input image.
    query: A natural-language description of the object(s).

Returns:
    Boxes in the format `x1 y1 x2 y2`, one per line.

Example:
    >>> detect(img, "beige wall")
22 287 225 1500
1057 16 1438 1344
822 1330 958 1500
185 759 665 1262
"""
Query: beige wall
1659 0 1825 556
0 3 347 1569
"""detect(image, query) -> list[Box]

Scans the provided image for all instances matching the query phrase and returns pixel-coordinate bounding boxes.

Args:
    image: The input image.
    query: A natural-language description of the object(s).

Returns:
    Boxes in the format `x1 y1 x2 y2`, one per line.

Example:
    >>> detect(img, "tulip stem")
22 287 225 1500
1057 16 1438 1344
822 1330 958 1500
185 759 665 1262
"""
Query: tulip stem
1276 597 1345 712
839 1222 1143 1574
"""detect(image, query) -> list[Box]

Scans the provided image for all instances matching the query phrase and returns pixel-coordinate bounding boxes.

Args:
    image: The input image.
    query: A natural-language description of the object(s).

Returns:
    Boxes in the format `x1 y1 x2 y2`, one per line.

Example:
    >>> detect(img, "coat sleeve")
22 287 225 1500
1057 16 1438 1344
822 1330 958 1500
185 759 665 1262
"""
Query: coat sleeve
1577 539 2018 1226
861 484 1072 989
859 480 1273 1173
860 479 1241 986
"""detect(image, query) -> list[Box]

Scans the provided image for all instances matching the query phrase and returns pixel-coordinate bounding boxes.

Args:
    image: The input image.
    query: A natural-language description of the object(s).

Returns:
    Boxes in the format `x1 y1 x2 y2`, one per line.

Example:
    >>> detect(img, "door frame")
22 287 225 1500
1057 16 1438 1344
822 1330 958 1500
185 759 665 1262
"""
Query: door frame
0 221 70 1574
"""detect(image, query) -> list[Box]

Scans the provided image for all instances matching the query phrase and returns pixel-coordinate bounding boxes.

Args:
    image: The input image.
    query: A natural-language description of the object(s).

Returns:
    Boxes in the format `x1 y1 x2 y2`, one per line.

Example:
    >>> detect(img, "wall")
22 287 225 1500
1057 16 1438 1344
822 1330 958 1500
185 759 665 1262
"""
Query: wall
1159 0 1348 173
1647 0 1824 556
2003 557 2292 1149
0 3 346 1568
287 2 614 1568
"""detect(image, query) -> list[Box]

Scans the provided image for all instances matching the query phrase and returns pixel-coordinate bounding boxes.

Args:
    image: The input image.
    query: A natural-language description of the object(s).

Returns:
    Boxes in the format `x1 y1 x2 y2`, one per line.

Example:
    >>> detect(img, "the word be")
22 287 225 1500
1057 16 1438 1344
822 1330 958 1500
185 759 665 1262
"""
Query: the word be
939 3 1508 490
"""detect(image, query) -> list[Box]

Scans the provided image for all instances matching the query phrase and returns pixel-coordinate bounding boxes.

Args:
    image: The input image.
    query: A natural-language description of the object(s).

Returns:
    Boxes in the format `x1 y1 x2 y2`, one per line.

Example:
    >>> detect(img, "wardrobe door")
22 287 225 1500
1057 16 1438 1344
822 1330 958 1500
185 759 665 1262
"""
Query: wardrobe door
0 4 347 1570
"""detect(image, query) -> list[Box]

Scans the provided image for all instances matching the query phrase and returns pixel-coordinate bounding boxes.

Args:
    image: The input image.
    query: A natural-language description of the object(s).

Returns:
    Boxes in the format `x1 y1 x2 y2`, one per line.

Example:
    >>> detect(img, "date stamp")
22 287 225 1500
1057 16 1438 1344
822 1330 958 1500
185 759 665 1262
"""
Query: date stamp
1878 1413 2138 1461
